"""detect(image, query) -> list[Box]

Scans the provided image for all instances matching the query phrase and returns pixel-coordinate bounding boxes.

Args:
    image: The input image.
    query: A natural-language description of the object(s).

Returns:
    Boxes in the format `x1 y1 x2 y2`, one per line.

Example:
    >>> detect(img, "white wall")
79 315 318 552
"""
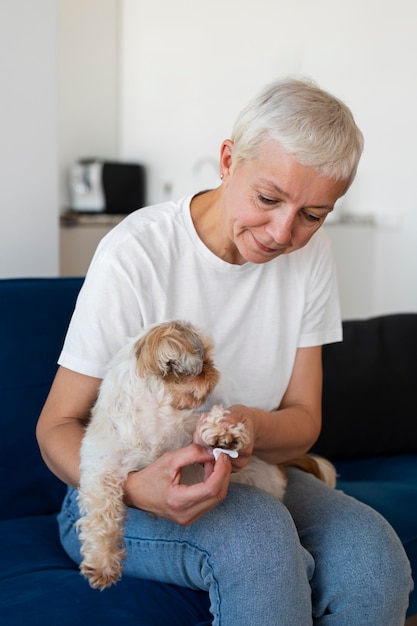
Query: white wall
0 0 58 278
0 0 120 279
119 0 417 318
58 0 120 209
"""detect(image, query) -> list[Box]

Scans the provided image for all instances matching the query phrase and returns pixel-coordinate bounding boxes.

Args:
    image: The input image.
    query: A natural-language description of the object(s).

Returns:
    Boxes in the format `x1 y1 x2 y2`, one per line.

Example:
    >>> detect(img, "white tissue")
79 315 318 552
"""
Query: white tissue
212 448 239 461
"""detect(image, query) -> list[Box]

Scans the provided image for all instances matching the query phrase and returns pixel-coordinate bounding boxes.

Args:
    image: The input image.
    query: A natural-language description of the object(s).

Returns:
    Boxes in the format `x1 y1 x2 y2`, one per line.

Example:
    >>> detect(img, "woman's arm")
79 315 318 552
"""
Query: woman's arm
36 366 232 526
221 346 323 468
36 366 100 487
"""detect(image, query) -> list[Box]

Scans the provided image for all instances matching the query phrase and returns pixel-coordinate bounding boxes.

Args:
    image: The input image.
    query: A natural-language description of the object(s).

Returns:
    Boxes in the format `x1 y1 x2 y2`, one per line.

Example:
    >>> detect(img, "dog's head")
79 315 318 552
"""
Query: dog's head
134 320 220 410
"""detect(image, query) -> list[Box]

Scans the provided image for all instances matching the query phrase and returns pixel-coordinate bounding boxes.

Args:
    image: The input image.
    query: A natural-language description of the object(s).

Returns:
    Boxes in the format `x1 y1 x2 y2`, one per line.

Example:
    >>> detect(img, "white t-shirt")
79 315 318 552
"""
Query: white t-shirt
59 195 342 412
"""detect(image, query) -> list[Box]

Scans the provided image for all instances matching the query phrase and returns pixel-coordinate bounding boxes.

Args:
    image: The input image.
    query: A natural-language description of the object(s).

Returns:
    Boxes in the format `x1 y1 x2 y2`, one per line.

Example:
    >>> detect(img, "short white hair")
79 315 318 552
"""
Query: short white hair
231 78 364 185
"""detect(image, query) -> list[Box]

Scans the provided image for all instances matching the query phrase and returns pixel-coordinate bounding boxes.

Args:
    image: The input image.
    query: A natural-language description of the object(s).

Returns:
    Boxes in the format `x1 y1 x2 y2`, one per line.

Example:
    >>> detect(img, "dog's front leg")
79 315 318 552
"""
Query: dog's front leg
77 471 127 590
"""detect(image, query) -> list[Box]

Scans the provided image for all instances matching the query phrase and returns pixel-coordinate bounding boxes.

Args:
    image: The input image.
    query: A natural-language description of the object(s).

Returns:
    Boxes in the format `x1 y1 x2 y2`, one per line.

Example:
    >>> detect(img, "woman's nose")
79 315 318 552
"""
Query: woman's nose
266 211 294 245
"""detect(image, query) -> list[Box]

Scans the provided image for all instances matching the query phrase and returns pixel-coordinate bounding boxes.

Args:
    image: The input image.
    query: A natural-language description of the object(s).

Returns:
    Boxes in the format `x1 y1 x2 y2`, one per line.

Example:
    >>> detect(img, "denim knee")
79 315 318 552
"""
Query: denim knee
284 469 413 625
123 484 315 626
191 483 312 576
314 501 413 622
302 492 412 623
168 484 315 626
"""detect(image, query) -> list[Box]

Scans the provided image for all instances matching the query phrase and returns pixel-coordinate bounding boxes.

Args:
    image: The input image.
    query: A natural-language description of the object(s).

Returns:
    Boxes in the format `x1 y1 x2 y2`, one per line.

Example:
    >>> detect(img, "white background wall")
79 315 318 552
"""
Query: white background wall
0 0 119 278
58 0 120 209
1 0 417 319
0 0 58 278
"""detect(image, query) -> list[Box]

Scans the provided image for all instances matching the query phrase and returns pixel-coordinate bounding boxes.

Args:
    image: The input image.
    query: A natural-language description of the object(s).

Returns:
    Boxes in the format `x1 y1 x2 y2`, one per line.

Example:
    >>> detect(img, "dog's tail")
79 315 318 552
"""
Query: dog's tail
282 454 337 488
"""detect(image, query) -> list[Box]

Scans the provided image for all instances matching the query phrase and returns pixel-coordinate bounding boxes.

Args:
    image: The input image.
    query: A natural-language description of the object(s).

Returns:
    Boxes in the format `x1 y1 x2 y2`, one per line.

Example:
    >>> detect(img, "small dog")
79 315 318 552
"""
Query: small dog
77 320 336 590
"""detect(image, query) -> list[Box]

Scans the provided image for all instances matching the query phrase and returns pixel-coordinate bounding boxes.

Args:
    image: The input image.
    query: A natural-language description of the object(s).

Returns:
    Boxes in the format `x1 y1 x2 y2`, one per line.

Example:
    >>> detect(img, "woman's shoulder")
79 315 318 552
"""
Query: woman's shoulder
116 196 190 236
92 196 192 257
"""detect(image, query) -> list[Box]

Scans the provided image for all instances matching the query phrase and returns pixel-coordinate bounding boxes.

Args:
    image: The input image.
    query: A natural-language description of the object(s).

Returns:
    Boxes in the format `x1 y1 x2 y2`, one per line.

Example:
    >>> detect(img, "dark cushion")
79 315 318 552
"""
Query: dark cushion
336 455 417 544
314 314 417 460
0 515 211 626
0 278 83 520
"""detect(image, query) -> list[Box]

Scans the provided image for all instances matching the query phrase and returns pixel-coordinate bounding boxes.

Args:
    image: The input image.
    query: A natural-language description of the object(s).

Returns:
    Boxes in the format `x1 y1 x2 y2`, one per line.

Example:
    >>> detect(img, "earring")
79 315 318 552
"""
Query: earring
220 174 224 180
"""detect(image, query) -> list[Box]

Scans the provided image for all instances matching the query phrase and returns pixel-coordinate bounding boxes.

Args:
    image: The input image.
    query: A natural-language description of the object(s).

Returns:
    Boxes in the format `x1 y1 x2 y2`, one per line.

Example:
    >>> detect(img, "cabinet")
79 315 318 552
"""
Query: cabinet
60 213 125 276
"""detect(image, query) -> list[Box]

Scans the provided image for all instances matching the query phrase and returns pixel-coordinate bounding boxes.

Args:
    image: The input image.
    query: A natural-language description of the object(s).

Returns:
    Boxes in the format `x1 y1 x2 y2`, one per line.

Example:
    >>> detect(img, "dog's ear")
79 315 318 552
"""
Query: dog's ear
134 321 208 379
166 355 221 409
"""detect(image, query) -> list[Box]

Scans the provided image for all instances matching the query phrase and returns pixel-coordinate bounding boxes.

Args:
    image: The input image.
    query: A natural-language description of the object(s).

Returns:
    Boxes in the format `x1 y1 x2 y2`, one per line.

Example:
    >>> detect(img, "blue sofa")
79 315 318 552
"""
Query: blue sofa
1 277 416 623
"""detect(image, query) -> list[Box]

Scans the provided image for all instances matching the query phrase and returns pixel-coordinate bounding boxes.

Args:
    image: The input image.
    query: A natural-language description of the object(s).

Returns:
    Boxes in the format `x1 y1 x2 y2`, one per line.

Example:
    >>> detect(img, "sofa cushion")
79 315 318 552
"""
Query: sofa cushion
314 314 417 460
336 455 417 544
0 514 212 626
0 278 83 520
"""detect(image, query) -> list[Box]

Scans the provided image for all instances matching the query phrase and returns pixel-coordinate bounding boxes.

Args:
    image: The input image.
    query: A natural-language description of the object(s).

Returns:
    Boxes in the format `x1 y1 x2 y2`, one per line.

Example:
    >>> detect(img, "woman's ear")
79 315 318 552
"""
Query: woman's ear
219 139 234 181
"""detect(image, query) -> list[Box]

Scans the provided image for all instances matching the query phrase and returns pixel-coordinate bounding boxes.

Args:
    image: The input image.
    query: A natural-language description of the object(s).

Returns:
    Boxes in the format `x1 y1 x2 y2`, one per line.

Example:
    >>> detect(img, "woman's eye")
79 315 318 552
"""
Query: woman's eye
303 211 322 223
258 195 279 205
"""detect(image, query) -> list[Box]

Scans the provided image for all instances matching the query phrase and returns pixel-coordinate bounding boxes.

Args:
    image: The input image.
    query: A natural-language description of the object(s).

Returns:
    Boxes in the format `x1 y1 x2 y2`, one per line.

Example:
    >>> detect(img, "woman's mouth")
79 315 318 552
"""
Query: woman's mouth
251 233 284 254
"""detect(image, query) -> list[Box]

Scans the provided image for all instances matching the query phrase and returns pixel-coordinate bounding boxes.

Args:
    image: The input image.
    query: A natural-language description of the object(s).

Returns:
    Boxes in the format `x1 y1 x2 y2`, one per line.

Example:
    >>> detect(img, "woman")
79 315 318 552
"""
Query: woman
37 78 412 625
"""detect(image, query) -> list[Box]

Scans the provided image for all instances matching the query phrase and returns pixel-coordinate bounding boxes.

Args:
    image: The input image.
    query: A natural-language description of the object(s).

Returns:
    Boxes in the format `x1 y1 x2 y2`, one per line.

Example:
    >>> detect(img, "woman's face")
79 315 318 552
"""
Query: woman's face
220 139 347 265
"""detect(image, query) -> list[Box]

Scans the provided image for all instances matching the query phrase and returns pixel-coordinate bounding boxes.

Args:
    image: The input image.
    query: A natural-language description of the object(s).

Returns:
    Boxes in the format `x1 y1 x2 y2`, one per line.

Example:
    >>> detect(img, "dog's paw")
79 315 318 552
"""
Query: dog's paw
200 421 250 450
197 406 250 451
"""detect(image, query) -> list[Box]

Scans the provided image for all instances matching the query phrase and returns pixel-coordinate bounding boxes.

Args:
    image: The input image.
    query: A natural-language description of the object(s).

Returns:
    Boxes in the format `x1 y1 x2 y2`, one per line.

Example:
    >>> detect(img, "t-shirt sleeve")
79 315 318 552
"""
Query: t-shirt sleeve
58 238 145 379
297 230 343 348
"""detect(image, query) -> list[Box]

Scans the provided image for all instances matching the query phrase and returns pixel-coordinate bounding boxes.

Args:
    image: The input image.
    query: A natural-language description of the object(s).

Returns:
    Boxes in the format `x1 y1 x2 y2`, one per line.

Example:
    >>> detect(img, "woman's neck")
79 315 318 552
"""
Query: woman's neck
190 188 244 264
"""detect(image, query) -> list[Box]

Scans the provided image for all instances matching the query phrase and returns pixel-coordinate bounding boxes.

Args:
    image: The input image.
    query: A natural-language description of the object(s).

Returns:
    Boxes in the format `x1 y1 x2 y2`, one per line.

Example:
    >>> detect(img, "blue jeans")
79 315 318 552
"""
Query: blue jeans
58 469 413 625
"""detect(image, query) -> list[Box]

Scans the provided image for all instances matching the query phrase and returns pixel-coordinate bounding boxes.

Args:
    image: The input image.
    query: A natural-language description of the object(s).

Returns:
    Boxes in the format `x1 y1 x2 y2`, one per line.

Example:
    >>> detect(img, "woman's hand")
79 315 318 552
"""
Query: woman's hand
124 444 232 526
224 404 257 471
194 404 257 473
